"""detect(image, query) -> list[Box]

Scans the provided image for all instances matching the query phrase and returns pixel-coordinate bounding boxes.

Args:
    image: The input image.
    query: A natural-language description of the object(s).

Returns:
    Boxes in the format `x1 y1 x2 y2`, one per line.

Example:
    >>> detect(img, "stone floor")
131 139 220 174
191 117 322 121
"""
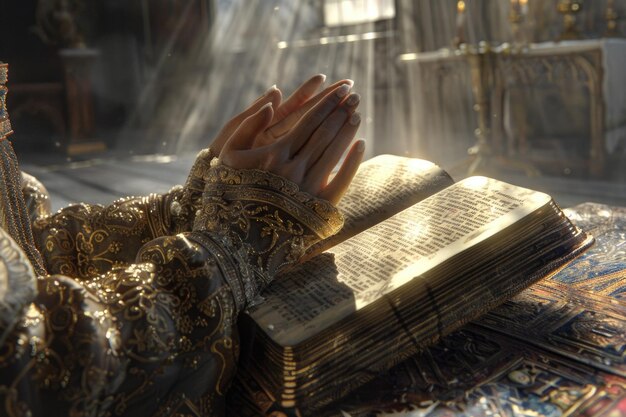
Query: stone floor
20 153 196 211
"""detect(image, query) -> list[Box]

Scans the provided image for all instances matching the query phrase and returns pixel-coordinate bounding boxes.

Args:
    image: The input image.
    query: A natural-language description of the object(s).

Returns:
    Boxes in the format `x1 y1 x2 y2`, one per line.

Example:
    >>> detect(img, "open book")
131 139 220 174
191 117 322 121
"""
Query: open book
232 155 593 415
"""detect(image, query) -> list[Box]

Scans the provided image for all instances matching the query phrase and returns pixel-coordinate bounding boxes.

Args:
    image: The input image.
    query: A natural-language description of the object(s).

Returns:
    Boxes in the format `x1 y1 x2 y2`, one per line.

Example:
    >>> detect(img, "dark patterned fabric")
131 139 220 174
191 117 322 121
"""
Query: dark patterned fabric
0 62 344 417
1 162 342 416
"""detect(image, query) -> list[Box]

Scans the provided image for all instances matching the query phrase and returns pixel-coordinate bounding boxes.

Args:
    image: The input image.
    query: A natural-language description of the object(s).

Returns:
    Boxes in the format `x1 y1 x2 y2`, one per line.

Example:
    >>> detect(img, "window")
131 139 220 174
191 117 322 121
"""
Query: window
323 0 395 27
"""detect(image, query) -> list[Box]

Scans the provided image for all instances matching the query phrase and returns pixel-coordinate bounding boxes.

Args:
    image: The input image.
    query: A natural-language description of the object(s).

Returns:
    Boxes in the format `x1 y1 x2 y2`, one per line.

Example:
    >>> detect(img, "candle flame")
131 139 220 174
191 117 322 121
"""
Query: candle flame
457 0 466 13
520 0 528 5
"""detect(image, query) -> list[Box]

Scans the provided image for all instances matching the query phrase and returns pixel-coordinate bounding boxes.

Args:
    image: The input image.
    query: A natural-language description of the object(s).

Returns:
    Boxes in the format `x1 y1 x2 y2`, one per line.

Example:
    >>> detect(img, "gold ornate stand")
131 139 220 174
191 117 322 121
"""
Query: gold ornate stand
459 42 540 176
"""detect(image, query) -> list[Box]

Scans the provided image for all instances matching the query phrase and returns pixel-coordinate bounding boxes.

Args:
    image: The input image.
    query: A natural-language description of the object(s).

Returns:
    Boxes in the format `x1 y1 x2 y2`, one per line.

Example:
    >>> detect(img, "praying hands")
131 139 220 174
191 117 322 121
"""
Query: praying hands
1 71 364 417
211 75 365 205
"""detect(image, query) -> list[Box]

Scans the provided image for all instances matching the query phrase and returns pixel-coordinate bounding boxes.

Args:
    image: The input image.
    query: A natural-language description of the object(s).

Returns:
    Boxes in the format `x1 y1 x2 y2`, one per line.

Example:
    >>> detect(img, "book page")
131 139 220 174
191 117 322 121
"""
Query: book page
248 177 551 347
306 155 453 256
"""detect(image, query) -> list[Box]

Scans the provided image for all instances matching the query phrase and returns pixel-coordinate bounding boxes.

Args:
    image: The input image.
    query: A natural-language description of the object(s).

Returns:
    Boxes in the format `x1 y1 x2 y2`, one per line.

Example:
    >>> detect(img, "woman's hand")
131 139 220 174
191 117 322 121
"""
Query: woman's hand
207 74 353 156
219 83 364 205
206 85 281 157
253 76 355 148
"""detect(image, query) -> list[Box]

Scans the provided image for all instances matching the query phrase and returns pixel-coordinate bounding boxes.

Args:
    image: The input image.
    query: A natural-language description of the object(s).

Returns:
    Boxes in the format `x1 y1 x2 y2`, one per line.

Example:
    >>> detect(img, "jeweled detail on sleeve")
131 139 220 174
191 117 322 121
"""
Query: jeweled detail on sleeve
192 163 344 310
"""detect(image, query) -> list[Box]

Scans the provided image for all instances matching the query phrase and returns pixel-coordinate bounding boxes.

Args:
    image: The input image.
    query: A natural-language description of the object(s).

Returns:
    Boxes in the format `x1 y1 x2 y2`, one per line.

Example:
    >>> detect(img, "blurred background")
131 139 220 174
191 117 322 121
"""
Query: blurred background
1 0 625 209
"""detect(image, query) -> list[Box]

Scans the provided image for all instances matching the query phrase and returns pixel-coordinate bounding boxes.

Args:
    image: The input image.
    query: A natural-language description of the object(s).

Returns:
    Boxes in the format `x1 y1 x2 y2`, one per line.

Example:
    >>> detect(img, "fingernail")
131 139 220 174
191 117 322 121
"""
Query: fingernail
336 84 351 98
318 74 327 83
346 79 354 87
261 102 273 111
356 140 365 152
346 93 360 107
265 84 278 96
349 112 361 126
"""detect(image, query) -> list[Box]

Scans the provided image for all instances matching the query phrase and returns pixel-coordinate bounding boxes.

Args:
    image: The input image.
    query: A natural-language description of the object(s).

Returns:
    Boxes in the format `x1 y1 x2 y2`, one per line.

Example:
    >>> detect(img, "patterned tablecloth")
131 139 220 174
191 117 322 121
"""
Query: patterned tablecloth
318 203 626 417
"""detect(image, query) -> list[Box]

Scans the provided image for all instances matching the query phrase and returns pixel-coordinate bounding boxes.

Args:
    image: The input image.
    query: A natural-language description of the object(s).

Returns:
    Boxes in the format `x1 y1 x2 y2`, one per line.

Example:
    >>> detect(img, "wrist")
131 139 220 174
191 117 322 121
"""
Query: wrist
192 162 343 308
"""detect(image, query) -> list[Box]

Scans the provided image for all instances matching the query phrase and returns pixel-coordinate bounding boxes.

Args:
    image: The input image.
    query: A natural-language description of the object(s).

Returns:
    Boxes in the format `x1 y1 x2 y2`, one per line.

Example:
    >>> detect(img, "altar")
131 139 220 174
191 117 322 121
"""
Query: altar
403 39 626 178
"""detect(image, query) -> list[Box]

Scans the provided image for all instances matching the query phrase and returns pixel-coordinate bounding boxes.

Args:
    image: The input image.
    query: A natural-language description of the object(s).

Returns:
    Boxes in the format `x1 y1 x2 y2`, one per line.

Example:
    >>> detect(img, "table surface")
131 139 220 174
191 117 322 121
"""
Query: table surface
319 202 626 417
229 202 626 417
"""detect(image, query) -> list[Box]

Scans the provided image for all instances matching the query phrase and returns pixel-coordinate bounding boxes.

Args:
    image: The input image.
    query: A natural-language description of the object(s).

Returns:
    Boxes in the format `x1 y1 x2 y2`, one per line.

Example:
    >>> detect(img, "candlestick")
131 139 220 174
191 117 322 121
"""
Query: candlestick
509 0 525 44
557 0 583 41
457 1 466 14
520 0 529 16
454 0 467 47
605 0 620 37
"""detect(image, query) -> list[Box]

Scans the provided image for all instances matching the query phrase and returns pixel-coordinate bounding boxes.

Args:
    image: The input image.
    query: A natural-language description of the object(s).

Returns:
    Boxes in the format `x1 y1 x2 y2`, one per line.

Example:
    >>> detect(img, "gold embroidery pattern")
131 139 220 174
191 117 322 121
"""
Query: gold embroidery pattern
204 162 343 236
32 188 188 280
193 164 344 310
27 149 211 283
188 232 252 313
1 232 241 416
0 274 120 416
1 156 341 415
171 148 215 234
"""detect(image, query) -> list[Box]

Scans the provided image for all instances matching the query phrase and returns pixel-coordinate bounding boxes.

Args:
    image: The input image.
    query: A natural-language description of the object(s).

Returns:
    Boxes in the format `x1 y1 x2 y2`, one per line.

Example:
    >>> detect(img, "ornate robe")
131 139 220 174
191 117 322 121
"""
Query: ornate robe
0 97 343 416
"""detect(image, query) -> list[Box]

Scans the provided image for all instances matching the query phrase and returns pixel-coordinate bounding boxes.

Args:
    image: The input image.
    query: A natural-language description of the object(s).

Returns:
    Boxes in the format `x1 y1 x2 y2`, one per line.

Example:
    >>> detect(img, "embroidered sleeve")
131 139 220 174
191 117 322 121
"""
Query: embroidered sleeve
0 164 343 416
30 190 182 280
0 236 239 417
29 150 216 280
192 162 343 310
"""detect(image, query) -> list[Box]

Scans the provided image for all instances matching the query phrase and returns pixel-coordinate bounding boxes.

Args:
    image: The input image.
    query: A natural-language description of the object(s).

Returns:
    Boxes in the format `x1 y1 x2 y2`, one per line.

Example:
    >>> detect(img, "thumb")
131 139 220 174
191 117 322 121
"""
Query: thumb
222 103 274 153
